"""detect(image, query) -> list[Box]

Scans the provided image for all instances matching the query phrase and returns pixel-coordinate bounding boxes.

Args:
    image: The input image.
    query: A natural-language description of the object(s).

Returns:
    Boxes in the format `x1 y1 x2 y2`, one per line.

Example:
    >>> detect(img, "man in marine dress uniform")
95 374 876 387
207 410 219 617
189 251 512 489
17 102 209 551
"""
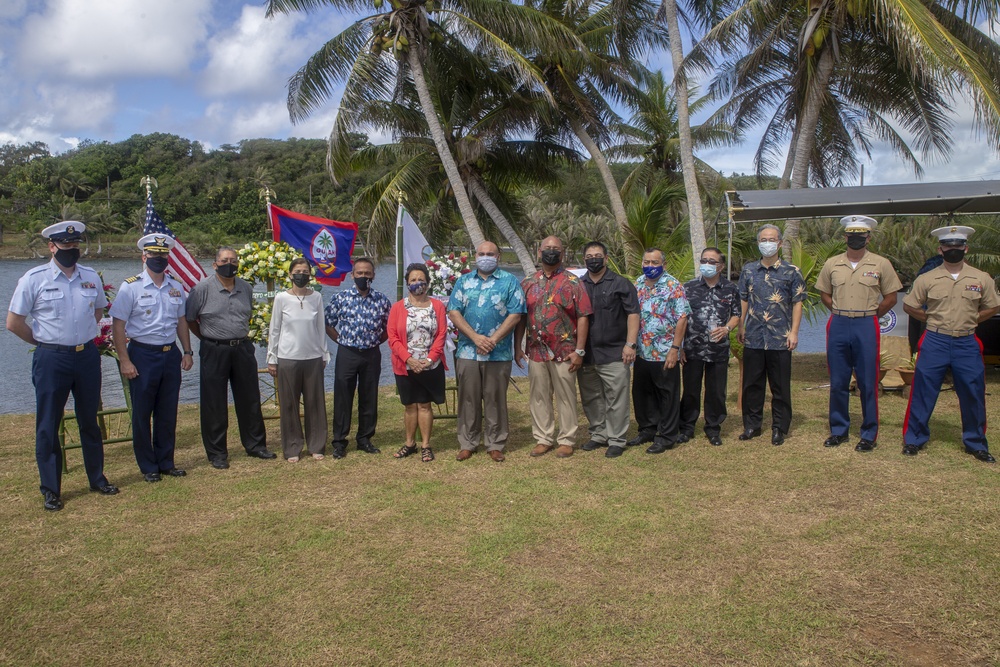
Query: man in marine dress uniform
186 246 276 469
902 225 1000 463
110 234 194 482
815 215 902 452
6 221 119 511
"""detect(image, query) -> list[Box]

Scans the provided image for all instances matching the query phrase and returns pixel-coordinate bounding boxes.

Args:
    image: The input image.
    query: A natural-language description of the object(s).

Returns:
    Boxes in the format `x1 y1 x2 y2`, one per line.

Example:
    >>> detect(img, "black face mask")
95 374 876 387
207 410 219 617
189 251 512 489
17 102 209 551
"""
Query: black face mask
354 276 372 292
541 249 561 266
846 234 868 250
942 248 966 264
291 274 311 287
54 248 80 268
585 258 605 273
146 255 169 274
216 263 238 278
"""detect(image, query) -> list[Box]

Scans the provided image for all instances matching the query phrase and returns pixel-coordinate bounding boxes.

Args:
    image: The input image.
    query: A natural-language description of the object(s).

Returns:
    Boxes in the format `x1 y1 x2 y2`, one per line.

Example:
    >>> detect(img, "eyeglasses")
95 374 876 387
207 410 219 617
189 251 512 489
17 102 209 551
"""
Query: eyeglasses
700 259 721 265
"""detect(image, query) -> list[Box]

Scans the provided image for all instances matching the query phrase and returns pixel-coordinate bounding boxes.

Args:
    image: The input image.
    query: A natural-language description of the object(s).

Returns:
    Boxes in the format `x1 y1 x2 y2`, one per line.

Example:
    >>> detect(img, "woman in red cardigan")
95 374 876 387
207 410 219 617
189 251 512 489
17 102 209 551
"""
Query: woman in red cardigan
387 263 449 462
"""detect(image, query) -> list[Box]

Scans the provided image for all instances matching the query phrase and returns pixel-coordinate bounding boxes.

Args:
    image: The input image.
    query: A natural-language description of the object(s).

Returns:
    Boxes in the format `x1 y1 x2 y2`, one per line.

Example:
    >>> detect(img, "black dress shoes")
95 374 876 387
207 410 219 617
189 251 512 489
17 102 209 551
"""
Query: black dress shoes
676 433 692 444
143 472 162 483
605 445 625 458
211 459 230 470
161 468 187 477
43 491 63 511
823 434 849 448
90 483 120 495
331 444 347 459
738 428 762 441
626 432 654 447
357 442 381 454
902 444 921 456
581 440 606 451
247 449 277 460
646 441 675 454
855 439 877 452
965 448 996 463
708 435 723 446
771 429 785 446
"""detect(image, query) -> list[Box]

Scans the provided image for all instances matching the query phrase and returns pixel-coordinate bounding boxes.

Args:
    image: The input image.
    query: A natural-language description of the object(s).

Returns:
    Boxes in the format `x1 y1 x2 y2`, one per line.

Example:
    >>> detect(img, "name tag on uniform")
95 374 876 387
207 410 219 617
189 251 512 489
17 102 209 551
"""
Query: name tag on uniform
138 294 156 307
41 289 64 301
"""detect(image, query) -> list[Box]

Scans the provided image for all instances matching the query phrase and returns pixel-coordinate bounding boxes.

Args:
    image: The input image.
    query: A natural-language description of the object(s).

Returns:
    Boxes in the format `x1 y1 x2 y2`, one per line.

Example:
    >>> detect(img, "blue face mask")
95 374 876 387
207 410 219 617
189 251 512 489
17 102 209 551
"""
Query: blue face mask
642 265 664 280
699 263 719 278
407 281 428 296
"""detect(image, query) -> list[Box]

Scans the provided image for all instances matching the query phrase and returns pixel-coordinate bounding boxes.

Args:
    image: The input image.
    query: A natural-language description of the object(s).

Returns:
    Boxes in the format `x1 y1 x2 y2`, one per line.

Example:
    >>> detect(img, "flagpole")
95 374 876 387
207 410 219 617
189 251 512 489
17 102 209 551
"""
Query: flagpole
395 191 406 301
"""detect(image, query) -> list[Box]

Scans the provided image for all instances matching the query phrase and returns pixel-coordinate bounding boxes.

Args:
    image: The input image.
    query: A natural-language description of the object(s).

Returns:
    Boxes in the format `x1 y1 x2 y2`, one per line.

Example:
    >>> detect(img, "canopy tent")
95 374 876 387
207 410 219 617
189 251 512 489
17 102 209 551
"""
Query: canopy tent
725 179 1000 223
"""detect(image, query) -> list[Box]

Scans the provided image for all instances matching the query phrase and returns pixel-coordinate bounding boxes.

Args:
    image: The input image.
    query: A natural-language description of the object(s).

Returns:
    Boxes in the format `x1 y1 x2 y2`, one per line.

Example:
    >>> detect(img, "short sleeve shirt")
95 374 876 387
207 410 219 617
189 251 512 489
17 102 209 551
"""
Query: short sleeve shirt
815 251 902 313
581 270 640 365
738 259 807 350
185 276 253 339
635 272 691 361
903 264 1000 332
324 286 391 350
683 277 741 363
8 260 108 346
447 269 526 362
521 268 593 362
108 271 186 345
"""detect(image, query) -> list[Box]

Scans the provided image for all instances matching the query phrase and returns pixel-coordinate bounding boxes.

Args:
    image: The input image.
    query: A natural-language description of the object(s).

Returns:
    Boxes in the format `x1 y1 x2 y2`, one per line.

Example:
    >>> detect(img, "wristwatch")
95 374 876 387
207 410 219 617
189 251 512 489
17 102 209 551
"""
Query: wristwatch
574 349 586 357
627 342 637 349
183 350 193 356
670 344 681 350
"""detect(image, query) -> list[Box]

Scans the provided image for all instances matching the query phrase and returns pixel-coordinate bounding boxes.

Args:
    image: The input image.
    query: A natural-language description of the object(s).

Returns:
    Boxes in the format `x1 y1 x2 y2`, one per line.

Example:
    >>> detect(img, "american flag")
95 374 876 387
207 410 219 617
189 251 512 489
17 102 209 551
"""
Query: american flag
144 193 208 291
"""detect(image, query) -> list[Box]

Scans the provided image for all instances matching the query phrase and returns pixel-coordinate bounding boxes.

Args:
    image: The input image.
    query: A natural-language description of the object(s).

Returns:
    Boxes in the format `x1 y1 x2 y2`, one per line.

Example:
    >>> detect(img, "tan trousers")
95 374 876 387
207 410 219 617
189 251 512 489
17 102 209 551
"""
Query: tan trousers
528 359 580 447
455 359 512 452
276 357 328 459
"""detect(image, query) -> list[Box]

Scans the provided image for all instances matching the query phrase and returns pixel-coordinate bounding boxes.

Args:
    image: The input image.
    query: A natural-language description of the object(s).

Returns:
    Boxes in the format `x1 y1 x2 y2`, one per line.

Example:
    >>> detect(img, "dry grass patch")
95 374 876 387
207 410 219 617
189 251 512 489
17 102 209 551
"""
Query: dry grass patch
1 354 999 666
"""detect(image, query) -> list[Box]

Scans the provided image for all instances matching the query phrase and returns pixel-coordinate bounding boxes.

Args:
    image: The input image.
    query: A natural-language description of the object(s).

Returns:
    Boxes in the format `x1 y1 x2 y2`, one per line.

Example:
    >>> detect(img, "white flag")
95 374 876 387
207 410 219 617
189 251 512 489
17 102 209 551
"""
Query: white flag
401 208 434 267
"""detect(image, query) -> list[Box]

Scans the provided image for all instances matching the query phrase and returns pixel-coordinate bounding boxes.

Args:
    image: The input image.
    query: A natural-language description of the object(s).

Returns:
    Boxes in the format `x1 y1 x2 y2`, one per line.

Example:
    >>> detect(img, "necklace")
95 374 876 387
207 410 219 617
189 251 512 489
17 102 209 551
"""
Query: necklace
293 290 308 309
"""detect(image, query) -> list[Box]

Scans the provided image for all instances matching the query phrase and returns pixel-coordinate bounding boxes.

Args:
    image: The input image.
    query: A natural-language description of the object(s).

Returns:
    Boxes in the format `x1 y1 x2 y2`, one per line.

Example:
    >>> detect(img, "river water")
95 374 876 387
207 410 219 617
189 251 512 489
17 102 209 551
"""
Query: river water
0 259 833 415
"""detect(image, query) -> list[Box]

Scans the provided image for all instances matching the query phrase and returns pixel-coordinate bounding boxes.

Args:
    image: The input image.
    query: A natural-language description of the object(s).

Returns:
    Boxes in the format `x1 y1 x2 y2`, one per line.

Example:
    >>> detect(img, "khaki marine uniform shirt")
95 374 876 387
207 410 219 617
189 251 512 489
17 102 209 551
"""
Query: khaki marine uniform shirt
903 264 1000 332
815 251 902 313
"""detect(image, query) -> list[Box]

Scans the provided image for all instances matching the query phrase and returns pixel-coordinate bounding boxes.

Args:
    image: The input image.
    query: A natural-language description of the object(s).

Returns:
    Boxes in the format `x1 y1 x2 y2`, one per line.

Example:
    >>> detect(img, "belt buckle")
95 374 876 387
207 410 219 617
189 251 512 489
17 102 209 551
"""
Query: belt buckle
162 345 171 352
75 344 85 352
229 339 240 347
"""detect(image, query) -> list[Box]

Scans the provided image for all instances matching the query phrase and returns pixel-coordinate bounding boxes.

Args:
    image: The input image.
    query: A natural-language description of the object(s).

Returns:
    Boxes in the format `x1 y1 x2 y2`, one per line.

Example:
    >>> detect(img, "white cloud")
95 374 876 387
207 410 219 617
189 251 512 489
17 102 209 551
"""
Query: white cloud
201 99 335 143
0 0 27 20
201 5 307 98
20 0 212 80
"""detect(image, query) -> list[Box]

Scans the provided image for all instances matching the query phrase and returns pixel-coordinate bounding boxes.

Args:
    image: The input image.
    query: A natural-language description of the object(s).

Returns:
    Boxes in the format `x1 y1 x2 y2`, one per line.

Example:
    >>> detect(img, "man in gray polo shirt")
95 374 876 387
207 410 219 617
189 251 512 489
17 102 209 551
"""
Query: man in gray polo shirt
186 246 275 468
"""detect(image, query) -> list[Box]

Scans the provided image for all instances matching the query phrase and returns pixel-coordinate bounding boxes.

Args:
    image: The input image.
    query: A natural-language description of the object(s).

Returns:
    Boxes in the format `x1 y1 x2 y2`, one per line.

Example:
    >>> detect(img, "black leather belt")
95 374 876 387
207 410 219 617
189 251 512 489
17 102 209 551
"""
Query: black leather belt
129 341 176 352
36 341 94 353
203 337 248 346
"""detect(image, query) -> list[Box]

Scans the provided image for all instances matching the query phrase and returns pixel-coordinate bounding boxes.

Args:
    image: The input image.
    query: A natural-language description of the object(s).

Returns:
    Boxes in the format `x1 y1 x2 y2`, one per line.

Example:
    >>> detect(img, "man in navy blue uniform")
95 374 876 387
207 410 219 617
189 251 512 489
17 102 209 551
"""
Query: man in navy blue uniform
110 234 194 482
815 215 902 452
325 258 391 459
902 225 1000 462
7 221 119 511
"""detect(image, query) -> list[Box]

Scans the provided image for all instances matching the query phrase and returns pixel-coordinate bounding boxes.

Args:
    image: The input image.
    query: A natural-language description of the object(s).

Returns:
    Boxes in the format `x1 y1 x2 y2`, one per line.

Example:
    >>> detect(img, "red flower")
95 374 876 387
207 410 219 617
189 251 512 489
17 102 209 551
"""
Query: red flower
448 253 455 260
460 268 471 274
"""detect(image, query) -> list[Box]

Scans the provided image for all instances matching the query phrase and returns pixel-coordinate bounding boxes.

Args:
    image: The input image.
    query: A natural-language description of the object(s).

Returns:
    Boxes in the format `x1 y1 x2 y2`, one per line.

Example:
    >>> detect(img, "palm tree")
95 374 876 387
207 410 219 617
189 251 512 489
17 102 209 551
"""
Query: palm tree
699 0 1000 252
265 0 579 252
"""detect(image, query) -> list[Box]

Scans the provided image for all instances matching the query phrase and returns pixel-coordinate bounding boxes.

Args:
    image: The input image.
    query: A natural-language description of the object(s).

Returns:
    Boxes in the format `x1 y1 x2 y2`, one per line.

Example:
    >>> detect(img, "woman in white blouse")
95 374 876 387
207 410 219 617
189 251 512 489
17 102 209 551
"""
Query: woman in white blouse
267 258 330 462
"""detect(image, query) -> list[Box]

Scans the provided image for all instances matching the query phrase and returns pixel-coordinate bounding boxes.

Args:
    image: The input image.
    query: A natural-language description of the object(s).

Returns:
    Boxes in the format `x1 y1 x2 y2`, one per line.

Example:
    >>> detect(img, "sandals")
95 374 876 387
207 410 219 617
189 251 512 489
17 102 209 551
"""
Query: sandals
394 444 418 459
421 447 435 463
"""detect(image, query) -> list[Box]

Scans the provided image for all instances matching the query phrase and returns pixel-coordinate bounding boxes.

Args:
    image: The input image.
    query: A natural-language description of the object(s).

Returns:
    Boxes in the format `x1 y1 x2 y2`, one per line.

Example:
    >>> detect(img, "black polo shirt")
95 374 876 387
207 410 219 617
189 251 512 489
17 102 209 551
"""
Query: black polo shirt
581 269 640 365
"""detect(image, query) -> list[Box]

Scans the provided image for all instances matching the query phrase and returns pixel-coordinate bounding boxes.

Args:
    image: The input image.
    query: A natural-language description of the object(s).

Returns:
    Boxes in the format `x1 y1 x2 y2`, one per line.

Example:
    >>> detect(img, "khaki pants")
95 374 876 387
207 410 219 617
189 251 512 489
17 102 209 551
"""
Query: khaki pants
276 357 328 459
528 359 580 447
578 361 631 448
455 359 512 451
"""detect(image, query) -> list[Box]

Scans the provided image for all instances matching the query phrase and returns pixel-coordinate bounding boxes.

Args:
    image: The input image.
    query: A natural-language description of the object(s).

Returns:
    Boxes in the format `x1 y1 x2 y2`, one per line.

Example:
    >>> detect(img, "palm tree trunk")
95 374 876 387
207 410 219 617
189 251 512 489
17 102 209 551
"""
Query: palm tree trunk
783 46 836 258
467 179 537 276
570 119 636 267
408 49 486 248
661 0 707 268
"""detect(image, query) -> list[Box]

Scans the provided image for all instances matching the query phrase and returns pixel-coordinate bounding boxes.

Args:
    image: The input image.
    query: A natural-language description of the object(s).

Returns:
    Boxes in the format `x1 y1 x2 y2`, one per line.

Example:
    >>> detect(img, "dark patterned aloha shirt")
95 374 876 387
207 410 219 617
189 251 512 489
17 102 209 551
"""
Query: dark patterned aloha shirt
683 277 741 363
737 258 807 350
522 267 593 362
324 286 391 350
635 271 691 361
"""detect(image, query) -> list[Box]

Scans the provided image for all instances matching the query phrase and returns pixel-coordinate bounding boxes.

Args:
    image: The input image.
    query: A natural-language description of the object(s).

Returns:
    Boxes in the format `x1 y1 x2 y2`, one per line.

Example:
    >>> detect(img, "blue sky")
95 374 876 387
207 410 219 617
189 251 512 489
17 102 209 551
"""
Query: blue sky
2 0 999 186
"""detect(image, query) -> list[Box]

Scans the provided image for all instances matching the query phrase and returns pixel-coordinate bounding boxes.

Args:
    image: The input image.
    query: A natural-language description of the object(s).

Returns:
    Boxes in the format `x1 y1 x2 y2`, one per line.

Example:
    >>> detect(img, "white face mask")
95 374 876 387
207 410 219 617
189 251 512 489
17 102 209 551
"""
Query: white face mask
758 241 779 258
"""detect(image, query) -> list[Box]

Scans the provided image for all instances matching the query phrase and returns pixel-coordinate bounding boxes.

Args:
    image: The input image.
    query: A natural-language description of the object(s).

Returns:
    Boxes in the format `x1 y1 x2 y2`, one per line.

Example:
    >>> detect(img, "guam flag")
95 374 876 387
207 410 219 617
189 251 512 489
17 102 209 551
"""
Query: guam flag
269 204 358 286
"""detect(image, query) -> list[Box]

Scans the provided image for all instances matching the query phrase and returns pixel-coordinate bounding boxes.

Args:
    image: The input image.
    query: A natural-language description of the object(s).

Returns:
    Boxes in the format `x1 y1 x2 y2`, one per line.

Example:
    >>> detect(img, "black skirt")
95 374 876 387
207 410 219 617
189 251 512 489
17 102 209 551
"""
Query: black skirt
395 363 446 405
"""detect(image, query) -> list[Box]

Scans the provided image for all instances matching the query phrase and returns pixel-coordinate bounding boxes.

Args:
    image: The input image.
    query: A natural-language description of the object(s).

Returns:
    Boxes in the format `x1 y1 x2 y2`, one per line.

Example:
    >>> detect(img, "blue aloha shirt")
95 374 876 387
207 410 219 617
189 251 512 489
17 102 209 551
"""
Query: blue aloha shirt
447 268 526 361
635 272 691 361
737 258 807 350
324 286 392 350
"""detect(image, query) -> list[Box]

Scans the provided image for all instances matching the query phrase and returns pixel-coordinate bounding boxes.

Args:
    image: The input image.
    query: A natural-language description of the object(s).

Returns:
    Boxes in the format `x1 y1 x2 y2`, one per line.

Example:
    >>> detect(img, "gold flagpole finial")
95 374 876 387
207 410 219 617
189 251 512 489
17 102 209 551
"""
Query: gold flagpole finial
140 175 158 197
395 189 407 205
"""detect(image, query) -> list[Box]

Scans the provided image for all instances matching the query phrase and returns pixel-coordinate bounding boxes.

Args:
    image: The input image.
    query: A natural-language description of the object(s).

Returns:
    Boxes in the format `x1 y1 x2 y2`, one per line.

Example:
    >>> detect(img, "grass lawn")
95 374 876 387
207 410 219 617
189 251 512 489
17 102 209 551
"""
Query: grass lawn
1 353 998 666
